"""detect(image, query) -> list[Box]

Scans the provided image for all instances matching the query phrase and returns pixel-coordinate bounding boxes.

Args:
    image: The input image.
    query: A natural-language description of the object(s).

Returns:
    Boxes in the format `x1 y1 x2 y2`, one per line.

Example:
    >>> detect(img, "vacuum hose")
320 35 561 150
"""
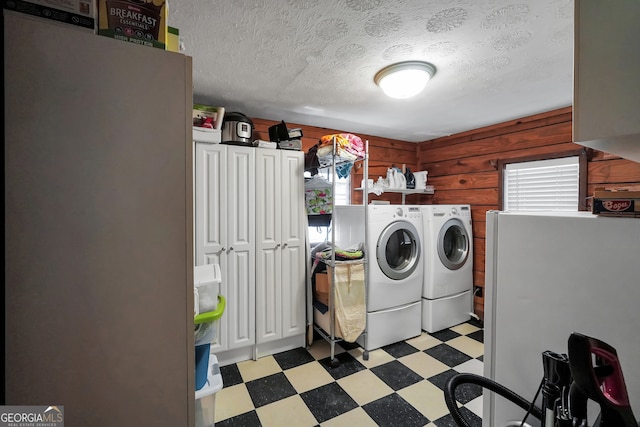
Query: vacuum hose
444 373 542 427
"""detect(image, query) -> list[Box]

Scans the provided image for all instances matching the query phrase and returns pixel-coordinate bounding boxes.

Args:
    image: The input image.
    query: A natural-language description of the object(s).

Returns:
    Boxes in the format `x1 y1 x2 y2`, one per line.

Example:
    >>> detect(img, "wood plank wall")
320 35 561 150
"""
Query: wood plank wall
416 106 640 320
252 108 640 322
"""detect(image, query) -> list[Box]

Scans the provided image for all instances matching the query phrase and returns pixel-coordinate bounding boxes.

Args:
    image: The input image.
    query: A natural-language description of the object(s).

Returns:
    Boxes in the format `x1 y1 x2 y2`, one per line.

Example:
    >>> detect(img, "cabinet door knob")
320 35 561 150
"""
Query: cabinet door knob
283 243 288 248
228 247 234 252
275 243 281 248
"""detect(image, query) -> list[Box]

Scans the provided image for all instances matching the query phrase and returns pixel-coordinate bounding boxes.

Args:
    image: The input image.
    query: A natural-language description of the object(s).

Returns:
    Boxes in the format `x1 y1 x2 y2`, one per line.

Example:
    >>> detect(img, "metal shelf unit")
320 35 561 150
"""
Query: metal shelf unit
307 136 369 367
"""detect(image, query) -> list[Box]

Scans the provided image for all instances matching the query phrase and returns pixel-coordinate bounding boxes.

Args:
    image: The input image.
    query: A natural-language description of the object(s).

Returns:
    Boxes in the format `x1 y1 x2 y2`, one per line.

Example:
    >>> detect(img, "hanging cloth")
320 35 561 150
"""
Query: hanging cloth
333 262 366 342
305 142 321 176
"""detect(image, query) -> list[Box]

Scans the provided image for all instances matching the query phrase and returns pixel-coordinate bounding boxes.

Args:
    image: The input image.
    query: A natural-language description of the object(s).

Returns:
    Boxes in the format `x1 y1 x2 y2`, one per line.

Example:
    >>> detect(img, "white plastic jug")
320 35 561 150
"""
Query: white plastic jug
413 171 428 190
395 170 407 189
386 168 397 189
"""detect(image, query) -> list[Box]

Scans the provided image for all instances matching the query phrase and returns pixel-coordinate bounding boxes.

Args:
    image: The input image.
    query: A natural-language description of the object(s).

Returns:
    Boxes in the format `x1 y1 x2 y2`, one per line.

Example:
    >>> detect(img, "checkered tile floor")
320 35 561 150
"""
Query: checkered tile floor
214 320 484 427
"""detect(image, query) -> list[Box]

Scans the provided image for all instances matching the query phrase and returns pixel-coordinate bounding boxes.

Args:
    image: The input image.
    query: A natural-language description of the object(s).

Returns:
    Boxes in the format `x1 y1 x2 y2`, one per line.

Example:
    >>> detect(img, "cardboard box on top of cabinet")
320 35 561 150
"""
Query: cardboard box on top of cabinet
167 26 180 52
97 0 167 49
3 0 96 30
592 187 640 217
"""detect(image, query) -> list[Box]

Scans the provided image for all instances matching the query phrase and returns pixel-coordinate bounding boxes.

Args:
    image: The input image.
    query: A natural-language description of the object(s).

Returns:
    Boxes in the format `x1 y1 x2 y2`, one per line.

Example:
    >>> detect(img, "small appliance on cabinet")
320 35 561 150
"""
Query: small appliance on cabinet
221 112 254 146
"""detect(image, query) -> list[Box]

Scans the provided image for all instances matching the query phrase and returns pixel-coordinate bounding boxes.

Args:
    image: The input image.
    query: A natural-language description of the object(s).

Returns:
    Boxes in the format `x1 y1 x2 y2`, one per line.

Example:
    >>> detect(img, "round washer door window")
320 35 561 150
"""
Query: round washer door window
437 218 469 270
376 221 421 280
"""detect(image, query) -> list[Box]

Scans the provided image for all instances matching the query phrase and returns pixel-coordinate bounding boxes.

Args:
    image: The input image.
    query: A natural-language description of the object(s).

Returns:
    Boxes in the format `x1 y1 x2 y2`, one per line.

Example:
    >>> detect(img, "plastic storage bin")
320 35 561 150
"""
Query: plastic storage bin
194 264 222 313
195 295 226 347
195 343 211 391
195 354 223 427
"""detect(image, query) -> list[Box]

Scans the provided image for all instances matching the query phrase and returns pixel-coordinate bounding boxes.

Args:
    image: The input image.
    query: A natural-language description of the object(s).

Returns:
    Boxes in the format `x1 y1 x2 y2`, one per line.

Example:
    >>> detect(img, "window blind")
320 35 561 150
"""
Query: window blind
504 156 579 211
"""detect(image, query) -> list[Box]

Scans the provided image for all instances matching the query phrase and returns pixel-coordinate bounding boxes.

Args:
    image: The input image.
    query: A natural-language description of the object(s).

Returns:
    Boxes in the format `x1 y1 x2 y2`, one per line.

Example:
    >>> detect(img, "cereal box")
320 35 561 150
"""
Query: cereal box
97 0 167 49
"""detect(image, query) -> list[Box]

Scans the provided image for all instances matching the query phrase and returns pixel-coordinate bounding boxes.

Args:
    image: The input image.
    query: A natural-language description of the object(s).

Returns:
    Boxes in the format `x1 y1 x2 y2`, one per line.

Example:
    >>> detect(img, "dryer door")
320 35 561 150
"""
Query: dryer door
437 218 469 270
376 220 421 280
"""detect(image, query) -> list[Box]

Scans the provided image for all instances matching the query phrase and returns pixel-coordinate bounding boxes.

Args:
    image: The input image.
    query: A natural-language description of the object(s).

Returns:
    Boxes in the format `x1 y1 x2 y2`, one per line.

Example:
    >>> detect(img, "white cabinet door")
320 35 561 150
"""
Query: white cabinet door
256 150 305 345
195 143 228 350
226 146 256 350
256 149 283 342
280 150 306 338
195 143 255 352
573 0 640 162
195 143 227 265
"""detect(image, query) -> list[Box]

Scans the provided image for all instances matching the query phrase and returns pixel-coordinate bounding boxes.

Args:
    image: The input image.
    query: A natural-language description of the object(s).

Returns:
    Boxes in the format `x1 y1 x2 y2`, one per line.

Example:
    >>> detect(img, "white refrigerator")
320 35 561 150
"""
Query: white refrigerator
483 211 640 427
5 11 195 426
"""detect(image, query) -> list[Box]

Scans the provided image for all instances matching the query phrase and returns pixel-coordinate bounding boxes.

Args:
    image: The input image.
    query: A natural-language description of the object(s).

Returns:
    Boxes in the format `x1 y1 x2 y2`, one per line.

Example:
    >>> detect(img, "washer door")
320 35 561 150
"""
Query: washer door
437 218 469 270
376 220 421 280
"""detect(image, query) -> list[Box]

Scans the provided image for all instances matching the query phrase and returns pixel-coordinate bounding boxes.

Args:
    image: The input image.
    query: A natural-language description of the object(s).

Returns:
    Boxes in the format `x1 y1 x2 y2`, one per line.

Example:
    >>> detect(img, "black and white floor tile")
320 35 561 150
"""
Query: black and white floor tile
214 320 484 427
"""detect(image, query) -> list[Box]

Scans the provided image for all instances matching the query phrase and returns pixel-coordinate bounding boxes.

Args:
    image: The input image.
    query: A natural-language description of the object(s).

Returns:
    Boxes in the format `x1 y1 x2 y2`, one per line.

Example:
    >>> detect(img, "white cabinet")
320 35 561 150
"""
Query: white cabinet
195 144 306 364
195 143 255 354
573 0 640 163
255 149 306 356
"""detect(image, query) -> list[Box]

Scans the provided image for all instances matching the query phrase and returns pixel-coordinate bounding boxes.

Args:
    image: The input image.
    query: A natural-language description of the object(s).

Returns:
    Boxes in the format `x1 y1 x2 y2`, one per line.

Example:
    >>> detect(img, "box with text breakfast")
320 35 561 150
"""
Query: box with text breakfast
3 0 96 30
592 188 640 217
97 0 167 49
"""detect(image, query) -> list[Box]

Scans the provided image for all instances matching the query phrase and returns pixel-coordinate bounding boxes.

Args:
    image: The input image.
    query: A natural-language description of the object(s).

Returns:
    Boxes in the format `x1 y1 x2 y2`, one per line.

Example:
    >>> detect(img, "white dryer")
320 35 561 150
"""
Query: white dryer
421 204 473 333
333 205 423 350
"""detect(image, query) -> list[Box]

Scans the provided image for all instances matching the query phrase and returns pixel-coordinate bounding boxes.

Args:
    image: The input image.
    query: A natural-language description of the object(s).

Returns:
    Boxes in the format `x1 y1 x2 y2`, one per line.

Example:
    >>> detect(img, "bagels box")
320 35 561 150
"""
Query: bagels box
592 188 640 217
98 0 167 49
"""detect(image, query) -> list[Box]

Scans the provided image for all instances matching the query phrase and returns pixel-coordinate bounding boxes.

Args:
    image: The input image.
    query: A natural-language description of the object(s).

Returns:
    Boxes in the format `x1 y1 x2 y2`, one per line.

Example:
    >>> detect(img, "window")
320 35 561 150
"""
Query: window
499 150 588 211
306 168 351 244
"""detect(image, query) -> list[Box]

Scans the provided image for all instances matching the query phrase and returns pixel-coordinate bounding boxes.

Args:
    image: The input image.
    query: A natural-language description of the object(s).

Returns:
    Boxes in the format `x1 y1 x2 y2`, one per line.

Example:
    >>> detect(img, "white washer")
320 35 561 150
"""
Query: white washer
421 204 473 333
334 205 423 350
366 205 423 310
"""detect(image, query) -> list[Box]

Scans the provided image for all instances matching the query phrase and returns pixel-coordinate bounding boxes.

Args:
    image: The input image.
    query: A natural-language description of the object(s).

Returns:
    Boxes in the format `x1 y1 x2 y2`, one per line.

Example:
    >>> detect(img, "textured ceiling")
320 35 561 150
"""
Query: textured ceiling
169 0 574 142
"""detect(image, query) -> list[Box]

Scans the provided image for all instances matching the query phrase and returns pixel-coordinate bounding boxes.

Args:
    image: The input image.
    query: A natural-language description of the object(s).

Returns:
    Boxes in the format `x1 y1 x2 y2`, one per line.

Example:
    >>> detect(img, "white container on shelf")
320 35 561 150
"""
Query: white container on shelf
194 264 221 312
413 171 428 190
195 354 223 427
193 127 222 144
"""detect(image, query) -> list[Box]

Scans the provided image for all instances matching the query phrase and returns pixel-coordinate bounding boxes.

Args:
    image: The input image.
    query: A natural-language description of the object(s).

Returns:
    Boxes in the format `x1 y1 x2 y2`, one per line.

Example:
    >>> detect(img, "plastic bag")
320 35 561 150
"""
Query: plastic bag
304 175 331 189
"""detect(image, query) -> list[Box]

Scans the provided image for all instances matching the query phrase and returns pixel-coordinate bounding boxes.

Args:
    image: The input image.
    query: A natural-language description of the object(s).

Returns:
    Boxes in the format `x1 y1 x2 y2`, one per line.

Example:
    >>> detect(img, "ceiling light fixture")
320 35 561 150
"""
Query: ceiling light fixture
374 61 436 99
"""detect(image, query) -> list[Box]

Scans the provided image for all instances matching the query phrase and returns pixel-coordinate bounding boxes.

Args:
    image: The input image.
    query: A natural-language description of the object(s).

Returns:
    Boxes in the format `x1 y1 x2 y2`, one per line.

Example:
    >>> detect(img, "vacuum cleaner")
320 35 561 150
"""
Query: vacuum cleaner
444 332 639 427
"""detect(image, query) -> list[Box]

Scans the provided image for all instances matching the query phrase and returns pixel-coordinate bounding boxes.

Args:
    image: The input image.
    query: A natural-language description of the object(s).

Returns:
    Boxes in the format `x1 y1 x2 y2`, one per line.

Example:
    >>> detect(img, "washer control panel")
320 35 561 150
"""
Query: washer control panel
395 206 421 219
458 205 471 217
